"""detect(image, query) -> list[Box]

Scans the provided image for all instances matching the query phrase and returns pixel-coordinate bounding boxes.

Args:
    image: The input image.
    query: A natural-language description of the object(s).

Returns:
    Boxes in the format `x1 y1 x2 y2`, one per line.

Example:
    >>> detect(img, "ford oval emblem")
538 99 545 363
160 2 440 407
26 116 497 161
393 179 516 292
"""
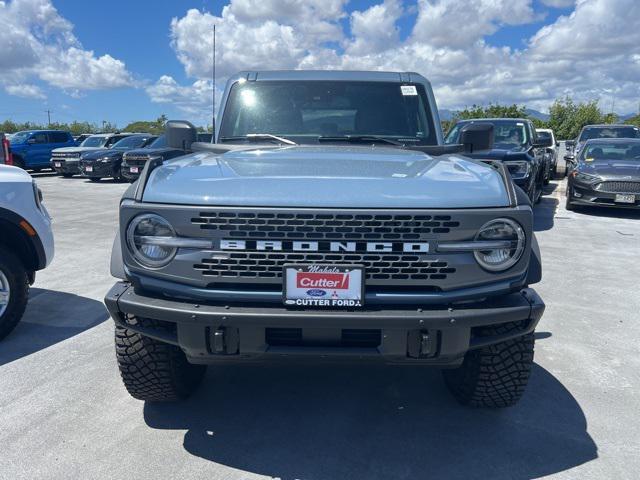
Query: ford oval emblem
306 289 327 297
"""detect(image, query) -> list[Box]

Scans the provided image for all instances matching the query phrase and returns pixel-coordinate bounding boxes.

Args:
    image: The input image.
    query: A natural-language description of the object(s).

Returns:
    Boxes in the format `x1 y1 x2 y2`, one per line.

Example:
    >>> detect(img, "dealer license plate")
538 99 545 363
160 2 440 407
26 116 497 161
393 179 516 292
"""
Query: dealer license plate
54 162 61 167
85 166 93 172
284 264 364 308
615 194 635 203
130 167 139 173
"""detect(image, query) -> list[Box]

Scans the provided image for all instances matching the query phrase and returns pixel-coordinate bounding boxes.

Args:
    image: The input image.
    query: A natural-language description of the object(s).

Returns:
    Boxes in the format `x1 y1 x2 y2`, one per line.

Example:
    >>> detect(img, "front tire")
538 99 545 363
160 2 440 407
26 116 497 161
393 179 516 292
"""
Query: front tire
61 173 74 178
442 322 535 408
0 247 29 340
565 193 575 211
115 319 206 402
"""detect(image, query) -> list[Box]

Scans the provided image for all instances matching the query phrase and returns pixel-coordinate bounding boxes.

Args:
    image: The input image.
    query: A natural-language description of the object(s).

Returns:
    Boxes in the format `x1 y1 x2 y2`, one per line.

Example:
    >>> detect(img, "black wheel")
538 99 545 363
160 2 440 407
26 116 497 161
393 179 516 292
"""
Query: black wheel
11 156 25 170
89 177 101 182
0 247 29 340
565 193 575 211
543 165 550 185
115 318 206 402
61 173 74 178
442 322 535 408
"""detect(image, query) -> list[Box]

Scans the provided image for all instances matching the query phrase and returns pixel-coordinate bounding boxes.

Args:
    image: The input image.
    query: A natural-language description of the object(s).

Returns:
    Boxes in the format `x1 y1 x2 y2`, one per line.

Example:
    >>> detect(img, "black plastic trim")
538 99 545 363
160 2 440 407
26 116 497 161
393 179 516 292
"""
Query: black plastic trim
0 207 46 270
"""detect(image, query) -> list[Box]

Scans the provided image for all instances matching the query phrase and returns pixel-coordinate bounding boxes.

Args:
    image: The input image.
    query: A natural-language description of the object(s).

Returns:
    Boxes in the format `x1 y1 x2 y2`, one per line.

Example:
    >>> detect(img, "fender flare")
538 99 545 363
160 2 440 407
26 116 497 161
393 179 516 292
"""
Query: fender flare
110 230 126 279
526 233 542 285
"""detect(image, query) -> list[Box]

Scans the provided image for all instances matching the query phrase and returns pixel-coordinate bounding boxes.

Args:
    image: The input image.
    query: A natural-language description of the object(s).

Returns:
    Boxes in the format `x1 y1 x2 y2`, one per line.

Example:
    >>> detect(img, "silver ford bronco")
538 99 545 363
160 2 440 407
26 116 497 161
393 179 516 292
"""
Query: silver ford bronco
105 70 544 407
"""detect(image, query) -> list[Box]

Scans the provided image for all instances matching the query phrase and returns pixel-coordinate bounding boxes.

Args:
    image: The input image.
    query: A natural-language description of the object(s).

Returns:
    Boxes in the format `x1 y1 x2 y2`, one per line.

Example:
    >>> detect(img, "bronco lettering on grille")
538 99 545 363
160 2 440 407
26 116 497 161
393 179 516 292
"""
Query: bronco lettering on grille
220 239 429 253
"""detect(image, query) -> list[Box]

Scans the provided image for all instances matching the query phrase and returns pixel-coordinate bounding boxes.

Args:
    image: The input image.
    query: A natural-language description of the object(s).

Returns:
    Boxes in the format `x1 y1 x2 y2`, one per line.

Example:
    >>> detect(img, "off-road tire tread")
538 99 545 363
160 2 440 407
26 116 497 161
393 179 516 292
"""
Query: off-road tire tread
443 321 535 408
0 247 29 340
115 319 206 402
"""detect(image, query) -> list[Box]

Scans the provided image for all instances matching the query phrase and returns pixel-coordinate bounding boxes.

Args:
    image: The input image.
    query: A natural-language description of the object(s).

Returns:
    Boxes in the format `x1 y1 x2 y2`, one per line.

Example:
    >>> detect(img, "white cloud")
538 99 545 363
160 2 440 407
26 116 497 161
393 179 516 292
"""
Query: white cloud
412 0 541 48
0 0 133 97
155 0 640 116
146 75 219 123
4 83 46 99
346 0 403 56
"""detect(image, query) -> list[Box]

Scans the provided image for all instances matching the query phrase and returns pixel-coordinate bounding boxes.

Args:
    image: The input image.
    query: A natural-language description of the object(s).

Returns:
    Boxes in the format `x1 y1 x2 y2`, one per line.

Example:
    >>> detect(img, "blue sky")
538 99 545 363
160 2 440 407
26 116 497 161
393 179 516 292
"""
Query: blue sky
1 0 637 128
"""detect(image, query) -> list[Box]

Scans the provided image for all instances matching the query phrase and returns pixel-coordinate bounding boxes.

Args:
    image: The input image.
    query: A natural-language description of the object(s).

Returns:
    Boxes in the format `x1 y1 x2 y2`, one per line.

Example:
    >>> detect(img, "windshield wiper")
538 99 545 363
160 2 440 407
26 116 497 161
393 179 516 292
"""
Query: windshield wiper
317 135 404 146
219 134 297 145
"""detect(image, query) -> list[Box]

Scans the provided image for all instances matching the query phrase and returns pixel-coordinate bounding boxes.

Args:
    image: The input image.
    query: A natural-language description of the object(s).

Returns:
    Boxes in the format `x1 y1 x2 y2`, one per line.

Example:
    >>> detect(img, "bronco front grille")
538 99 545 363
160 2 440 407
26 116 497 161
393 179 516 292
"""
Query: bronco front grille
192 212 460 240
194 252 455 283
596 181 640 194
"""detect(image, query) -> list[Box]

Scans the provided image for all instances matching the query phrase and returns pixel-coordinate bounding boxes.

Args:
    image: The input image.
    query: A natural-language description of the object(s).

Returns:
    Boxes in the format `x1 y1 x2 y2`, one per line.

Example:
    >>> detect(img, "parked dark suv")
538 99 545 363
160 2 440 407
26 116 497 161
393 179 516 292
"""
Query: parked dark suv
445 118 552 203
79 134 156 182
120 134 203 182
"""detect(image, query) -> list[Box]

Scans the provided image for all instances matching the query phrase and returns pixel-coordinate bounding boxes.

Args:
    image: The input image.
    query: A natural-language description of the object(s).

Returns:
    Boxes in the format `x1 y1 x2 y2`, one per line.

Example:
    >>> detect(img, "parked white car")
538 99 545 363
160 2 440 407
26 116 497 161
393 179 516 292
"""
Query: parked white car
0 165 54 339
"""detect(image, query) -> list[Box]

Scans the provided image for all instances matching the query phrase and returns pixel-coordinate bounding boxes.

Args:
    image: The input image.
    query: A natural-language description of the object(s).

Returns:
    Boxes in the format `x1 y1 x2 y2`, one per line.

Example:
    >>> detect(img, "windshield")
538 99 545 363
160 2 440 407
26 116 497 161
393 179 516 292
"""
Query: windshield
148 135 167 148
537 131 552 141
445 120 529 148
10 131 31 143
80 136 108 147
219 80 437 145
112 136 149 149
579 126 640 142
581 141 640 161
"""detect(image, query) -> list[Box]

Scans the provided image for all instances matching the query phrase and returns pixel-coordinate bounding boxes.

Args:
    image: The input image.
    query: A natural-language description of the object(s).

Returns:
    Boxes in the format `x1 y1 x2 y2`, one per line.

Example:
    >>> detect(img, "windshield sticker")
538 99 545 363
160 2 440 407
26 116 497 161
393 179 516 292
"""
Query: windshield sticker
401 85 418 96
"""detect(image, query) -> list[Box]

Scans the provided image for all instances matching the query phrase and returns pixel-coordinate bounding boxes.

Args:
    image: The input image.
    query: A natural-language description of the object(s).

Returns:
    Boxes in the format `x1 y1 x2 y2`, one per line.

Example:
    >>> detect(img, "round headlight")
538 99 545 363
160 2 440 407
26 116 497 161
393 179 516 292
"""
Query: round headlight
473 218 525 272
126 214 176 268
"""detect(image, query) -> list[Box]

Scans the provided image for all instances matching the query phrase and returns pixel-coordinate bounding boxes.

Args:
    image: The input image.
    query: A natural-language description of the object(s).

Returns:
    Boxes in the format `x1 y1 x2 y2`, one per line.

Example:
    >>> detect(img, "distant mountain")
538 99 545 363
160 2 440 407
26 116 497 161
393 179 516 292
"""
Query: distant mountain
524 109 550 121
438 109 455 121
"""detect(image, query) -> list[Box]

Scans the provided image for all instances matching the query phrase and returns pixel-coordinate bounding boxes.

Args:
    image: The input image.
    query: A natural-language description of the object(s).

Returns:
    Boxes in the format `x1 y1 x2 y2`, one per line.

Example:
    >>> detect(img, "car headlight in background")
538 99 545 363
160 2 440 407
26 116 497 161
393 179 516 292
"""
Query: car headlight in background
126 214 177 268
474 218 525 272
571 171 600 183
504 161 531 180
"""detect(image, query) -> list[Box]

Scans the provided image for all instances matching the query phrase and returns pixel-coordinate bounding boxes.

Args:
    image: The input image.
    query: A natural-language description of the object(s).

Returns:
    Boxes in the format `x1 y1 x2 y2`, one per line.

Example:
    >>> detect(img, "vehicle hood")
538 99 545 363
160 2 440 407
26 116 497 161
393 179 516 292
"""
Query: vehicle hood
52 146 106 154
82 149 123 161
466 146 530 162
579 159 640 178
142 145 510 208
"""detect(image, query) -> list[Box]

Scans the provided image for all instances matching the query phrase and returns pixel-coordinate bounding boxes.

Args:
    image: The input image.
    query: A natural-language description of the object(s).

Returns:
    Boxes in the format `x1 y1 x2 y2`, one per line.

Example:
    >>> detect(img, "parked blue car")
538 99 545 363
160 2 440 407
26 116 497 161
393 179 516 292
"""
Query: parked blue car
8 130 75 171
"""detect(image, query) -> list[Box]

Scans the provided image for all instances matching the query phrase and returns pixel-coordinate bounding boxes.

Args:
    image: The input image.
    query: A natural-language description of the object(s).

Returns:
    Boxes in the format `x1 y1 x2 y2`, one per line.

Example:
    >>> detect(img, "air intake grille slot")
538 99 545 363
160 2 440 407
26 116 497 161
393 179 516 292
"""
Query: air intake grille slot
596 181 640 194
194 253 455 283
192 212 460 240
265 328 381 348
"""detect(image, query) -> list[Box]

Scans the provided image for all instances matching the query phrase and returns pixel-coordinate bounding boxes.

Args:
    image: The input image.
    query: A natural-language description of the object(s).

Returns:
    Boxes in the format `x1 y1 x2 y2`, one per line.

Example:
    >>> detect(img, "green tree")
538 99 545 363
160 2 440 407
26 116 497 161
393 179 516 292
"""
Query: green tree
547 97 603 140
455 103 528 121
123 115 167 135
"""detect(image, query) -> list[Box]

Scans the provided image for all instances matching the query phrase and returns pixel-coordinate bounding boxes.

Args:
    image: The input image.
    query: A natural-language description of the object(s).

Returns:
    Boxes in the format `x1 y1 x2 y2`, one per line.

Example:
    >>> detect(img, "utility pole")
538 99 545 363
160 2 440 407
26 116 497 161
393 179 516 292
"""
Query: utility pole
102 120 107 132
45 109 52 126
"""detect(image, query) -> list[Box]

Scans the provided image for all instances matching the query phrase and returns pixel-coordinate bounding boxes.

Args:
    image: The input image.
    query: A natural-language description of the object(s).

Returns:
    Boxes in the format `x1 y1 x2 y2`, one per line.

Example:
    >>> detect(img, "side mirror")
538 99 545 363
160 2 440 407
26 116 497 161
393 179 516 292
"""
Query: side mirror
555 141 560 147
165 120 197 152
459 123 494 153
534 136 553 148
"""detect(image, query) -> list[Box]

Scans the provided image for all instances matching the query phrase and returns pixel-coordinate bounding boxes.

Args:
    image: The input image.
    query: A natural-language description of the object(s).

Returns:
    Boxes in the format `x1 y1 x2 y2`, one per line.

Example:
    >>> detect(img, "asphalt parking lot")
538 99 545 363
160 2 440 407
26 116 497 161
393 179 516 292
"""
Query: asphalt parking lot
1 165 640 480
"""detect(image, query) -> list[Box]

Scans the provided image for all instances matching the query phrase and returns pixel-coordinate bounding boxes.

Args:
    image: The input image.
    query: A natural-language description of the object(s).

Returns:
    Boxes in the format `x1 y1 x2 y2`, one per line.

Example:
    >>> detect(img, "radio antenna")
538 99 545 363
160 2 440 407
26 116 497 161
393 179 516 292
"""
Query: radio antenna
212 24 216 136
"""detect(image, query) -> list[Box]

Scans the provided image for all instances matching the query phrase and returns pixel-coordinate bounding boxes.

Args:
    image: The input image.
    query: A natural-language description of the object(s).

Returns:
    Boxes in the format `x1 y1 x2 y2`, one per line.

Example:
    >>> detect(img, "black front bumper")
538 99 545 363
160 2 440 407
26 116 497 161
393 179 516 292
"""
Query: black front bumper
569 183 640 208
105 282 545 366
80 161 115 178
120 163 143 181
51 159 80 175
